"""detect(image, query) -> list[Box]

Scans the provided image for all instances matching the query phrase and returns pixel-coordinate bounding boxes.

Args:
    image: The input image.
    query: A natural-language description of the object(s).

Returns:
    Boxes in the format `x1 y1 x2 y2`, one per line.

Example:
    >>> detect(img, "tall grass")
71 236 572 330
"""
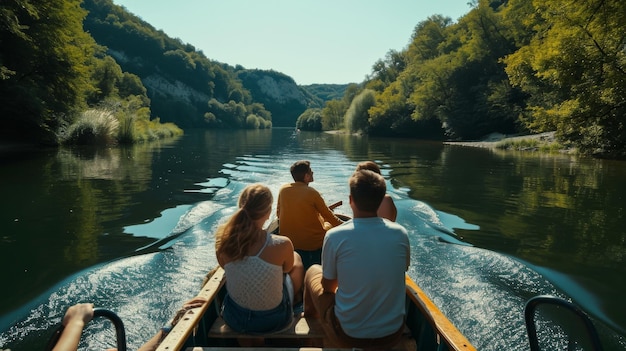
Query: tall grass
131 117 183 143
496 139 569 153
62 108 183 145
63 109 119 145
117 112 136 144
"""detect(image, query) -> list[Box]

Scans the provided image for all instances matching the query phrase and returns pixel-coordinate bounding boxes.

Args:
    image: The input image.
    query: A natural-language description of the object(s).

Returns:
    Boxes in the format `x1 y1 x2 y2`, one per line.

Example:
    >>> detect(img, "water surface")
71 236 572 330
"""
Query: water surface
1 128 624 350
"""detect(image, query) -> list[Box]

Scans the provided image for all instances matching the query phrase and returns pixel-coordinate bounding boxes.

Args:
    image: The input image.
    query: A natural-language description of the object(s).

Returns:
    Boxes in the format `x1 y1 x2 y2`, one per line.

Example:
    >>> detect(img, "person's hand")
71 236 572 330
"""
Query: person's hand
51 303 94 351
182 297 207 309
62 303 94 327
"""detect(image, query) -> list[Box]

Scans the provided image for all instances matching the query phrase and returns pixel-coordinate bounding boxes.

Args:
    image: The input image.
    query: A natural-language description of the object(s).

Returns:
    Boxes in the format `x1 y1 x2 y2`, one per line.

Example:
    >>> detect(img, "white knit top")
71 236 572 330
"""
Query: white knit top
223 233 284 310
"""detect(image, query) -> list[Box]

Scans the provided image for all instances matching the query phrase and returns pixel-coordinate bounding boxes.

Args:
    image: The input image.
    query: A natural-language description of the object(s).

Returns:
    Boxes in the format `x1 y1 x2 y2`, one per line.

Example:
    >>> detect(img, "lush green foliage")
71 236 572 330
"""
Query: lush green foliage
317 84 359 131
1 0 187 146
4 0 625 156
82 0 273 129
302 84 350 102
345 89 376 133
63 109 119 145
319 0 625 157
1 0 96 144
321 100 347 131
504 0 626 156
296 108 323 131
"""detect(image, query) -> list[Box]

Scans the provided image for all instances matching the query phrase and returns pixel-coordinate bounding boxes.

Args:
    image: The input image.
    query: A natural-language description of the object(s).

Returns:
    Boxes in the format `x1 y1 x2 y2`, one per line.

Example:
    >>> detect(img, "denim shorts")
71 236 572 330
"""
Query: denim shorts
221 276 293 334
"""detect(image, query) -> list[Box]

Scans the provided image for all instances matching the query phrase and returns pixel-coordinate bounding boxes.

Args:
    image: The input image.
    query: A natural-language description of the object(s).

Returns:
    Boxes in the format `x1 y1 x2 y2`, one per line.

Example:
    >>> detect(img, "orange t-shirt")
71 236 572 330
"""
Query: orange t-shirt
277 182 342 250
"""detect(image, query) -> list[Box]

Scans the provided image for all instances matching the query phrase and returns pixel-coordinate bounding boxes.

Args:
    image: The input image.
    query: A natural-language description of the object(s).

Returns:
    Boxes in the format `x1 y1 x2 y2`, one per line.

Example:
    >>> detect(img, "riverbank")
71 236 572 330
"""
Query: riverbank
325 129 572 153
444 131 575 153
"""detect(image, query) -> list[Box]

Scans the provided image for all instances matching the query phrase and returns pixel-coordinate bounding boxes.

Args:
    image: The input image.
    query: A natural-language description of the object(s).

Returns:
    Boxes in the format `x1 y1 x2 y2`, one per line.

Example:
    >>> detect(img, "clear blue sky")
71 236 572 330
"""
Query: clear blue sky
112 0 472 85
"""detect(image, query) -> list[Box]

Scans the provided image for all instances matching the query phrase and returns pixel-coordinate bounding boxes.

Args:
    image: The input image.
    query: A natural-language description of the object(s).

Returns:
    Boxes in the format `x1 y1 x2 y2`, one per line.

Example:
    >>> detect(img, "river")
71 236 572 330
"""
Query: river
0 128 625 350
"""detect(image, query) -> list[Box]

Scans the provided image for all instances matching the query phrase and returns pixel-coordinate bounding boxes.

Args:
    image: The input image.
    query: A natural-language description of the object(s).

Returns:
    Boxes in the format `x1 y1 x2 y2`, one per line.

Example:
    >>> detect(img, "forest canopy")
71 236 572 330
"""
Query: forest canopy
307 0 626 158
2 0 625 158
0 0 272 146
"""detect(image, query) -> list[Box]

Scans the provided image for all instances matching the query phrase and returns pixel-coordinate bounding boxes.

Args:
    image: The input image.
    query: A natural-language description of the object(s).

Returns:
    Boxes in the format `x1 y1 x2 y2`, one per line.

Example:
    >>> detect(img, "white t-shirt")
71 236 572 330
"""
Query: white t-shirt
322 217 410 338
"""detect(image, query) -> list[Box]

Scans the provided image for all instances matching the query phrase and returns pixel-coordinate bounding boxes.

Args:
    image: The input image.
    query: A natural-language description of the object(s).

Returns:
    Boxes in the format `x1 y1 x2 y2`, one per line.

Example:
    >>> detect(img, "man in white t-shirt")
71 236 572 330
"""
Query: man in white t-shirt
303 169 410 349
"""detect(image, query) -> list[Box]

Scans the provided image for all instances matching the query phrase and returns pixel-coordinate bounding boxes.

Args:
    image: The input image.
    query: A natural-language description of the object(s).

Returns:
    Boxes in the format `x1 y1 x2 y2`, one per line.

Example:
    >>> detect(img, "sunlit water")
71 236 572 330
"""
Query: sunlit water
1 129 625 350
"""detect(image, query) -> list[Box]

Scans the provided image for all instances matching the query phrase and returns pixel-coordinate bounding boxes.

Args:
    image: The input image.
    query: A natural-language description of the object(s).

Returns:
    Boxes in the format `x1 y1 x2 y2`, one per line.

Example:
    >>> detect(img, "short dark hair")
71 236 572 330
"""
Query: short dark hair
349 169 385 212
290 160 311 182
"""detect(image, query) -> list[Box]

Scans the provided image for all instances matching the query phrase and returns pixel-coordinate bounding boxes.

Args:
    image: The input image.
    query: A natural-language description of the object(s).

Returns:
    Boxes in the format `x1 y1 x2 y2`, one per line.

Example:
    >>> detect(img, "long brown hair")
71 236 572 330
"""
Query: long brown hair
215 184 273 261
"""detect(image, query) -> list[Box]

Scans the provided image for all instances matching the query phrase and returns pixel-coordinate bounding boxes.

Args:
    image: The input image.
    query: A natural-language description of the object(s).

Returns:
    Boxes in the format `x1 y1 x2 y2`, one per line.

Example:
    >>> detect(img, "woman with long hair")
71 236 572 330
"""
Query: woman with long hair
216 184 303 334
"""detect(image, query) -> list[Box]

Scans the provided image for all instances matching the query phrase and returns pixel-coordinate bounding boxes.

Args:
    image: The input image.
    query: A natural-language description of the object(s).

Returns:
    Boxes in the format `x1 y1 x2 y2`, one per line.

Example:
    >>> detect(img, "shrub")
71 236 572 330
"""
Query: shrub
63 109 119 145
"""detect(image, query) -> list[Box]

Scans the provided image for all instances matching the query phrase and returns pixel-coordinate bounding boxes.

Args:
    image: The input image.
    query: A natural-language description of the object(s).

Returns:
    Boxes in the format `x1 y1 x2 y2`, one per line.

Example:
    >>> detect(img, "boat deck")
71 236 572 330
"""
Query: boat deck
156 267 475 351
205 314 417 350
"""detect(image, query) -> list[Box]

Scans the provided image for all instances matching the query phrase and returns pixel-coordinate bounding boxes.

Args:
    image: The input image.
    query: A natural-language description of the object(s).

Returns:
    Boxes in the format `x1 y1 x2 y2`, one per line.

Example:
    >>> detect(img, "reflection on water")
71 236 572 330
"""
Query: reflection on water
1 129 625 350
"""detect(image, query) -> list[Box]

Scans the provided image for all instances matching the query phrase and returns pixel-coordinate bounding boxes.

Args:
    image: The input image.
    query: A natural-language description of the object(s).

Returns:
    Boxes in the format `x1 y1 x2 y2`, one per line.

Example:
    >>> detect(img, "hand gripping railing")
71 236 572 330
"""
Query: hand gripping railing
45 308 127 351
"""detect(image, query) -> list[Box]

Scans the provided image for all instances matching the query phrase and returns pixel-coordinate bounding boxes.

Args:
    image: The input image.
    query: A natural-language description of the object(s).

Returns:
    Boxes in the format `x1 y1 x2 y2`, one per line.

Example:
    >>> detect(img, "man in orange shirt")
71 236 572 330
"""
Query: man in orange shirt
277 160 343 269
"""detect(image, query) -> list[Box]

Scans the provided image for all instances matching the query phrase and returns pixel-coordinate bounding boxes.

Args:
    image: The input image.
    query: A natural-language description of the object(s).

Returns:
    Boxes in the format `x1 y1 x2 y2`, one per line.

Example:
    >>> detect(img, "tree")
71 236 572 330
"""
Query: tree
504 0 626 156
296 108 322 131
345 89 375 133
321 100 345 130
405 1 521 139
0 0 97 144
88 55 123 104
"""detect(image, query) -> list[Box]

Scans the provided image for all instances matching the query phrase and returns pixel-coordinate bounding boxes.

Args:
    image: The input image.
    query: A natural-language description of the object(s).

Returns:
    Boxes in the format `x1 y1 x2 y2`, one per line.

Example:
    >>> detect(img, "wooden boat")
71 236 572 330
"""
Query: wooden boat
45 201 603 351
155 266 477 351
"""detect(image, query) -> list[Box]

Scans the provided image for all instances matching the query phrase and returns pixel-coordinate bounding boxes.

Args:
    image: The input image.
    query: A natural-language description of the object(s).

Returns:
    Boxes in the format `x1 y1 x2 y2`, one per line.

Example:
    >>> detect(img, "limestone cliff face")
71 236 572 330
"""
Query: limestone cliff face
237 70 322 127
83 0 331 129
110 47 314 127
256 75 307 105
142 75 210 105
106 49 211 127
109 47 322 127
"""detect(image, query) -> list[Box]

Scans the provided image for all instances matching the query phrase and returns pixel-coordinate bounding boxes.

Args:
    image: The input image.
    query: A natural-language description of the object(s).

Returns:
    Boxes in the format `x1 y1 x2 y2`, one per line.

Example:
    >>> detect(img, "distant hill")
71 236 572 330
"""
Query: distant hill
301 84 350 102
82 0 348 128
236 69 346 127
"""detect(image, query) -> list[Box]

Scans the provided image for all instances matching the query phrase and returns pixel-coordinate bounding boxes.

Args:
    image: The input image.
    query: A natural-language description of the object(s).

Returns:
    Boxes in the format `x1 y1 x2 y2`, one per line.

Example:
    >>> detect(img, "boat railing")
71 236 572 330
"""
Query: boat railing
404 276 476 351
524 295 603 351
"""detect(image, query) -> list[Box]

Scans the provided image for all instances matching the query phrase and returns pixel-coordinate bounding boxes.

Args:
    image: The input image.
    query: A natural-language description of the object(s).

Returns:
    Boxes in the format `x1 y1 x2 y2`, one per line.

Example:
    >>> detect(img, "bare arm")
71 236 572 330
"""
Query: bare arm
377 196 397 222
282 239 295 273
276 192 282 219
321 277 338 293
52 303 93 351
316 195 343 227
137 297 207 351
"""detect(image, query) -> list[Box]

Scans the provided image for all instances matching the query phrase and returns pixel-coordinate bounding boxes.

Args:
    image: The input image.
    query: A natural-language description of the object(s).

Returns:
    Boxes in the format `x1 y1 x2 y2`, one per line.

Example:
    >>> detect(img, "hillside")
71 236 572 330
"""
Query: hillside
82 0 341 128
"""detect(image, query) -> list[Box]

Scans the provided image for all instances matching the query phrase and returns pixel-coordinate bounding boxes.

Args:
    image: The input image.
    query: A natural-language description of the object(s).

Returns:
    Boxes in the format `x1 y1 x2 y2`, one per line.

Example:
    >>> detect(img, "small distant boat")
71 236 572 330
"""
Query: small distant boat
154 266 477 351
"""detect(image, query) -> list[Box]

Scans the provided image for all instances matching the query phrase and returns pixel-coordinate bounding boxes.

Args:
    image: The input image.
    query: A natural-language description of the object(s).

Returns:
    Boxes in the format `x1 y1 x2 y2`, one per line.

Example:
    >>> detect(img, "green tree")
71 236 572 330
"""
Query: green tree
118 72 149 105
296 108 322 131
401 1 522 139
245 114 261 129
504 0 626 156
88 55 123 104
345 89 375 133
1 0 97 144
368 15 454 138
321 100 346 130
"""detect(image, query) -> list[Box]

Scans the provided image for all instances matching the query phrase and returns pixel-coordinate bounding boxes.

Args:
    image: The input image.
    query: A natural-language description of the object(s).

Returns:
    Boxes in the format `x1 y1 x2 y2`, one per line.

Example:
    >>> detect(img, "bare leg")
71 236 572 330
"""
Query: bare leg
303 265 323 318
288 252 304 305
